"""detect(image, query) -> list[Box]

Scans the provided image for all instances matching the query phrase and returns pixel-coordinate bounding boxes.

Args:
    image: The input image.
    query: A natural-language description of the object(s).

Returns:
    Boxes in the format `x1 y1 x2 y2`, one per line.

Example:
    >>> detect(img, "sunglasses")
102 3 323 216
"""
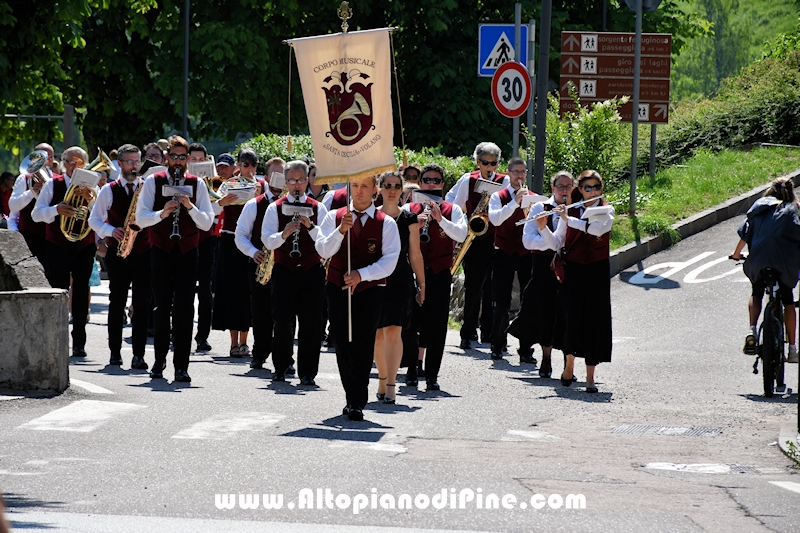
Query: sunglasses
582 184 603 192
240 162 254 168
382 183 402 190
478 158 498 167
404 173 420 180
168 153 188 161
422 177 443 184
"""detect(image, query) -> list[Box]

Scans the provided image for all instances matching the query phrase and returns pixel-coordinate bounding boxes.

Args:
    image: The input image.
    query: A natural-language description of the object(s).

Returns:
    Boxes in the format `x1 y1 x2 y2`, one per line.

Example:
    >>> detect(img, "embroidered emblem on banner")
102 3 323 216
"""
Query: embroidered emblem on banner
323 70 374 146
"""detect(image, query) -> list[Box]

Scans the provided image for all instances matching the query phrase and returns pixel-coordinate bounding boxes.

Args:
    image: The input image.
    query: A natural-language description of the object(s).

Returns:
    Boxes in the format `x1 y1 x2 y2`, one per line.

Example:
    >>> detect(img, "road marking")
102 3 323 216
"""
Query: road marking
0 470 43 476
505 429 561 441
173 412 285 440
683 256 742 283
612 336 636 344
0 395 24 401
628 252 715 285
645 462 731 474
328 441 407 453
17 400 146 432
770 481 800 494
315 372 340 380
71 379 115 395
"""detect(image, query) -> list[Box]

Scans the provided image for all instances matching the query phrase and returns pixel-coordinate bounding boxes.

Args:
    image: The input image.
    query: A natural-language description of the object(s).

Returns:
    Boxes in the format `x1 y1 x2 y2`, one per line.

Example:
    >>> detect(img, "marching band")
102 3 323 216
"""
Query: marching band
9 138 616 418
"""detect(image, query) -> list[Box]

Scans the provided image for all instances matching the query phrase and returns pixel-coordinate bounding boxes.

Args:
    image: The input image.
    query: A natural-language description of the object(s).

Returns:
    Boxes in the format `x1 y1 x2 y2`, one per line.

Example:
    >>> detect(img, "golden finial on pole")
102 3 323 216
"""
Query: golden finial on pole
338 1 352 33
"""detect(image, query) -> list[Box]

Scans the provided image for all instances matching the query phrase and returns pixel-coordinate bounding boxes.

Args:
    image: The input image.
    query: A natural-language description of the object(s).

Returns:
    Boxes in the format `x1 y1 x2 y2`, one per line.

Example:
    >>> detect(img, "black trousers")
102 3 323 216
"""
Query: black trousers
105 247 151 359
418 268 452 383
401 298 423 371
461 235 494 341
45 240 95 350
270 263 325 377
246 259 274 364
21 230 46 268
195 236 217 342
327 284 384 410
151 245 197 371
490 250 532 354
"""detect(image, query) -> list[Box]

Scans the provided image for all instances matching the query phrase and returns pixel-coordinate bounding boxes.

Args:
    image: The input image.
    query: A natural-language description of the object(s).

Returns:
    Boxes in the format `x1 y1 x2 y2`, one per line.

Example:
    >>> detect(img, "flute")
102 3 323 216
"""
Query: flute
515 195 604 226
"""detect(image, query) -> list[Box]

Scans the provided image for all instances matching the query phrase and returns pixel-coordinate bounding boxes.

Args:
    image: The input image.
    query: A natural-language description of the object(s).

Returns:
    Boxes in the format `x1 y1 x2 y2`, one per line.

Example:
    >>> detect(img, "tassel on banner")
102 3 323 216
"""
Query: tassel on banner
287 136 293 152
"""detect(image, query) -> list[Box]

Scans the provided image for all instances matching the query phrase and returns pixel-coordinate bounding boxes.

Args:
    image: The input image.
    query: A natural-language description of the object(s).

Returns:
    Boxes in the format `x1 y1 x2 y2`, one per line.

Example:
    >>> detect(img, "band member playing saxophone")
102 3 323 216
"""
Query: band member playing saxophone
446 142 508 350
31 146 96 358
261 160 327 384
135 136 214 383
487 157 535 362
88 144 152 368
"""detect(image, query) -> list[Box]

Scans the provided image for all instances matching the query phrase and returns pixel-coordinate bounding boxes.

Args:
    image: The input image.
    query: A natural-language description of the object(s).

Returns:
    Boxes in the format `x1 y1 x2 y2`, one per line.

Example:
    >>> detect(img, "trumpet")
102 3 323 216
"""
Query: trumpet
116 172 142 258
170 168 182 241
515 195 604 226
419 203 433 243
20 150 50 198
289 190 302 258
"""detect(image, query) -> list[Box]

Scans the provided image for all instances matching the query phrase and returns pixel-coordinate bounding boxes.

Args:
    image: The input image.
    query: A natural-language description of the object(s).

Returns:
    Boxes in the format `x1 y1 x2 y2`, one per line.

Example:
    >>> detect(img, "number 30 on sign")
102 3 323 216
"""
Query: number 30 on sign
491 62 532 118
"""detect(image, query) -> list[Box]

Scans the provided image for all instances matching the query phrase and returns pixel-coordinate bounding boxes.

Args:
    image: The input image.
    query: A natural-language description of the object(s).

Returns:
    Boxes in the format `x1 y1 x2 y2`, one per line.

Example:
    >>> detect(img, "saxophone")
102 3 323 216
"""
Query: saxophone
255 247 274 285
451 192 491 275
116 174 142 258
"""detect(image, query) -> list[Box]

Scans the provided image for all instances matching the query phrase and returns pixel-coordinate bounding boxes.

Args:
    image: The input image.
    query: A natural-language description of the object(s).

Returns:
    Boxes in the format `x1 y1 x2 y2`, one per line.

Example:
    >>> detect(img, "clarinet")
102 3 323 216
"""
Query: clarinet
170 167 182 241
289 190 302 258
419 202 432 243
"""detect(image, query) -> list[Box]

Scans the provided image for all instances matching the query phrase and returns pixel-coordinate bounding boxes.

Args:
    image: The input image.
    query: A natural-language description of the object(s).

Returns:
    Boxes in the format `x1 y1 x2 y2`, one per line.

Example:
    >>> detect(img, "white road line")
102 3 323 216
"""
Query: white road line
17 400 146 432
770 481 800 494
644 462 730 474
504 429 561 441
70 379 115 395
173 412 285 440
0 395 24 401
0 470 43 476
328 441 407 453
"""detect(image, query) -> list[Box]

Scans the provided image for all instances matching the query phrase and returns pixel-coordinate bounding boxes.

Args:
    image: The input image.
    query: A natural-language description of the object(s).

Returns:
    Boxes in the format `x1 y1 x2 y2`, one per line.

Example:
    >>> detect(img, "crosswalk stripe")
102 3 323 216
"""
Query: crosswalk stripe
17 400 146 432
172 412 285 440
770 481 800 494
505 429 561 441
70 379 115 395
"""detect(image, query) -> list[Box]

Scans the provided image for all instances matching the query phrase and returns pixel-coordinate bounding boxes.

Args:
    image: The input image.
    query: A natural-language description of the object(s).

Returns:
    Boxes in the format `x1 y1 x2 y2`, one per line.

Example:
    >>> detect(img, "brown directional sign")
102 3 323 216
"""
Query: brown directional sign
559 31 672 123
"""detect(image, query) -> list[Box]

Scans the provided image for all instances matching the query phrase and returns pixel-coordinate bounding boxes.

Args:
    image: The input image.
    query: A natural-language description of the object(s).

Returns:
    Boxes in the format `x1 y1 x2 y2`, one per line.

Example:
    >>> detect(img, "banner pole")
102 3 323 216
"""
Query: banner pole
347 181 352 342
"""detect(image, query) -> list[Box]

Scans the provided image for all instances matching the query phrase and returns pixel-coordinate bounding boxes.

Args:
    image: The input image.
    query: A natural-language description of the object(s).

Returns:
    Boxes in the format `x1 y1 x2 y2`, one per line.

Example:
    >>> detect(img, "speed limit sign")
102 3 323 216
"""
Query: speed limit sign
491 61 532 118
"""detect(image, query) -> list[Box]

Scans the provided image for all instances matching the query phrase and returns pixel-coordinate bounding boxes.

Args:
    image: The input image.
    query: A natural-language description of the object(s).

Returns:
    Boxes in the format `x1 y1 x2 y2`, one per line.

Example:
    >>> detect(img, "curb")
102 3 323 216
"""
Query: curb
778 422 800 465
609 168 800 277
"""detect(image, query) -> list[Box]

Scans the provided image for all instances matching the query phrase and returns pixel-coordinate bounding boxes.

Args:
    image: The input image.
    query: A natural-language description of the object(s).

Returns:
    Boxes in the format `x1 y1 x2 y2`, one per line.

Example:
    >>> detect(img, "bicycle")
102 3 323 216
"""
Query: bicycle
730 256 787 397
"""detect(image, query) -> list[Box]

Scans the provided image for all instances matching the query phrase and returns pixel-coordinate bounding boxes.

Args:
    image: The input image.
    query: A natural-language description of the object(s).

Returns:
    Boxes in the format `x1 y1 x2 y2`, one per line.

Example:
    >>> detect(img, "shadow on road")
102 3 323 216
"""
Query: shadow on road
3 492 63 510
618 270 681 290
741 393 798 403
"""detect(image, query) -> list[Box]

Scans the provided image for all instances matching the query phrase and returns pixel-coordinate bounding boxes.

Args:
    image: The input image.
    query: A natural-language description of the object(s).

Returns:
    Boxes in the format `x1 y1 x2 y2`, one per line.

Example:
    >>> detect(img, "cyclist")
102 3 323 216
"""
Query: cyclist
730 177 800 363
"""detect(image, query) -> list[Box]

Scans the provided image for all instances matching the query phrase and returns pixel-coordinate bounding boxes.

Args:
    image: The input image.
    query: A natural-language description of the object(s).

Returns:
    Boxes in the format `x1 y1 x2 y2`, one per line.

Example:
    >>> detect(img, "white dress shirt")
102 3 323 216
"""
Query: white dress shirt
402 202 468 243
135 173 214 232
488 183 523 226
88 177 143 239
444 171 510 208
542 203 615 250
523 196 561 251
260 193 328 251
9 173 36 213
6 210 19 231
31 173 97 224
233 190 277 258
315 202 401 283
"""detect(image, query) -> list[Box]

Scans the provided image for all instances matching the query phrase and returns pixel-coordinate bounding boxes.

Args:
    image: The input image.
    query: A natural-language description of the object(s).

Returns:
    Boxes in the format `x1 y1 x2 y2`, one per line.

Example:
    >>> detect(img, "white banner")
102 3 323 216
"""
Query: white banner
289 28 396 185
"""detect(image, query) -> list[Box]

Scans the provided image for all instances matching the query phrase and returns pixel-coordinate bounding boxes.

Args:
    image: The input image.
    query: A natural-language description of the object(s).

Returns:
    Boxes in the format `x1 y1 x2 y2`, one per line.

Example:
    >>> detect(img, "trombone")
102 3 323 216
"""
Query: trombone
515 195 604 226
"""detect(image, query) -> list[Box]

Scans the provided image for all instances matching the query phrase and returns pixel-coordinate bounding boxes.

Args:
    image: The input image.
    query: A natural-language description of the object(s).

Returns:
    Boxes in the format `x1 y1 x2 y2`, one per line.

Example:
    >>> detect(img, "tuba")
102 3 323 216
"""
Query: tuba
451 192 491 275
60 148 110 242
20 150 51 198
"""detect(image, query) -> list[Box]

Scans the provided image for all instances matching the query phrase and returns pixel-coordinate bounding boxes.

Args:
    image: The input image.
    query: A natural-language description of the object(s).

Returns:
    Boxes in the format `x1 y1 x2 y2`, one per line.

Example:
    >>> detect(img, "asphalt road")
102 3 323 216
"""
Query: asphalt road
2 214 799 532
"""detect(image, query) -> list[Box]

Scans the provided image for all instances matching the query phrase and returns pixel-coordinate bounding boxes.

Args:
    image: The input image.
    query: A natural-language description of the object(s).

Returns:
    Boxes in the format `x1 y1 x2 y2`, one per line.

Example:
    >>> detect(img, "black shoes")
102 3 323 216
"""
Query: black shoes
300 376 316 386
109 353 123 366
72 348 87 358
417 362 425 378
538 358 552 378
459 338 472 350
519 353 537 364
196 339 212 351
343 405 364 421
426 381 440 392
586 385 598 393
249 358 264 369
560 373 574 387
175 369 192 383
150 361 166 379
131 355 149 370
376 392 385 401
273 373 286 382
286 364 296 376
490 351 504 360
405 376 418 387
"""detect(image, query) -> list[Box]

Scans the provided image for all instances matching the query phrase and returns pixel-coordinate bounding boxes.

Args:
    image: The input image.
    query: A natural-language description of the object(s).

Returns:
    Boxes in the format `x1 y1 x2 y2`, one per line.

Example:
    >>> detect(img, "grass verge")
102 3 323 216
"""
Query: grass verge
607 146 800 250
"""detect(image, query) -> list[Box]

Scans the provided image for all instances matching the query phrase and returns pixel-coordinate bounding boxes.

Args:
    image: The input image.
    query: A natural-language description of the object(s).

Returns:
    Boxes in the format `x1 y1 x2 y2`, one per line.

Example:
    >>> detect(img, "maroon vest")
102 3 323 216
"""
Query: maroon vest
330 188 349 210
493 188 531 256
147 171 200 253
326 207 386 292
563 204 610 264
106 180 150 256
409 202 455 275
273 196 321 271
464 170 506 240
222 204 245 232
530 203 558 257
18 174 51 237
249 194 271 250
46 175 95 250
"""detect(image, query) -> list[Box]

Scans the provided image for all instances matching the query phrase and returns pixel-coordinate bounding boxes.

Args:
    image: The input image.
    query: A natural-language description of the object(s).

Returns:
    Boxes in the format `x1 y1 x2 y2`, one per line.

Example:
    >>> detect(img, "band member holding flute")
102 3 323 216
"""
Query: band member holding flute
446 142 508 350
31 146 95 358
487 157 536 362
316 175 400 421
405 164 467 391
135 135 214 383
544 170 614 393
10 142 54 267
508 171 575 378
261 160 327 384
234 174 282 372
88 144 151 369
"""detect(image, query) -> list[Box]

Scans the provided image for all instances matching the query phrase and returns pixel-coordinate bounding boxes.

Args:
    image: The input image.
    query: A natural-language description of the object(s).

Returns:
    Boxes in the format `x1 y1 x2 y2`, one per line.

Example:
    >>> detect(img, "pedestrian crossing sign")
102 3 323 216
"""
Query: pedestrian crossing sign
478 24 529 77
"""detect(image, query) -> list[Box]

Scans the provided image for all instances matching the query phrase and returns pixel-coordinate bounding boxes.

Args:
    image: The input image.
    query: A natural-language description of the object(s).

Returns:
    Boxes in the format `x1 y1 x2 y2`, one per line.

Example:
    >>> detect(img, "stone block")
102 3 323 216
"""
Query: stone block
0 229 49 290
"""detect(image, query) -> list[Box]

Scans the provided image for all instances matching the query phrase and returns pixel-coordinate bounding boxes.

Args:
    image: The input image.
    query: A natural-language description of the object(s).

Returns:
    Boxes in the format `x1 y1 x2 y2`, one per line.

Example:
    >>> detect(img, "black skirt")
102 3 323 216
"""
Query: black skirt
212 233 253 331
378 262 414 328
508 253 565 350
561 258 612 365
